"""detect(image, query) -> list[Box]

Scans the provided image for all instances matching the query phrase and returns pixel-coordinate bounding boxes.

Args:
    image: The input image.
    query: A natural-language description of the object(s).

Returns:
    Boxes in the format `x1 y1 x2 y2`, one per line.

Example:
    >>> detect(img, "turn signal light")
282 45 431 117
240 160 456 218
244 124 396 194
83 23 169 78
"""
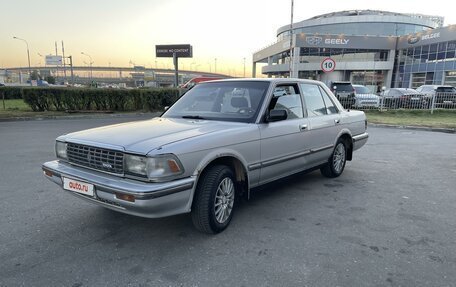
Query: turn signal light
43 169 53 177
115 193 135 202
167 159 181 173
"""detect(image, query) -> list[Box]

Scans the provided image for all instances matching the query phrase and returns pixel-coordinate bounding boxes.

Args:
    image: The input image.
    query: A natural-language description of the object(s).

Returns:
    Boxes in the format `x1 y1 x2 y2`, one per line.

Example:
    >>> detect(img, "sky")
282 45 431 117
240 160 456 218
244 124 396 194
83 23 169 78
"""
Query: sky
1 0 455 76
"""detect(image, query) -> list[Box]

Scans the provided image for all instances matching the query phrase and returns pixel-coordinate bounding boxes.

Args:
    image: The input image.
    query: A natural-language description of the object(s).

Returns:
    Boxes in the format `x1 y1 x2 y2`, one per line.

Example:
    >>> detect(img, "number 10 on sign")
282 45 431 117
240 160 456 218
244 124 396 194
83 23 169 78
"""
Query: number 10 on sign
321 58 336 73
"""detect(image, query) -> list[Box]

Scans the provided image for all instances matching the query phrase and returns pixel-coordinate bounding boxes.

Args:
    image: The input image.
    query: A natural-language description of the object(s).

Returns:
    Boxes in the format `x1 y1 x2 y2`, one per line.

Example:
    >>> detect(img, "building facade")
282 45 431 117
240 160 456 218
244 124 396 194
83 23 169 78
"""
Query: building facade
253 10 455 91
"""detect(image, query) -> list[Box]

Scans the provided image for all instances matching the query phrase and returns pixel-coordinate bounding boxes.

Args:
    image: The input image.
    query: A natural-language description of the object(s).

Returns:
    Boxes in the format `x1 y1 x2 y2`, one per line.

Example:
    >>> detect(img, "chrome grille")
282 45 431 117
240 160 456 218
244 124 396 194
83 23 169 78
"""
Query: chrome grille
67 143 124 174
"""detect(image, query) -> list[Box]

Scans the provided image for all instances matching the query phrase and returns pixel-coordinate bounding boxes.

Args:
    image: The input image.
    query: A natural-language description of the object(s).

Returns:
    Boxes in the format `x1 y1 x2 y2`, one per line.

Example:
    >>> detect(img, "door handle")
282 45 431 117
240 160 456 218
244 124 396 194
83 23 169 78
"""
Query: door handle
299 124 308 130
334 119 340 124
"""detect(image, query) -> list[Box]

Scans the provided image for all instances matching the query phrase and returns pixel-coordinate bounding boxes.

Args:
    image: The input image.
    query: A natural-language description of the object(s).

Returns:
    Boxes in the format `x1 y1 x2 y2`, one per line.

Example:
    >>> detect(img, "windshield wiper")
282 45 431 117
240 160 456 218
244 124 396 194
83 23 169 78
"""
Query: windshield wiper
182 115 205 119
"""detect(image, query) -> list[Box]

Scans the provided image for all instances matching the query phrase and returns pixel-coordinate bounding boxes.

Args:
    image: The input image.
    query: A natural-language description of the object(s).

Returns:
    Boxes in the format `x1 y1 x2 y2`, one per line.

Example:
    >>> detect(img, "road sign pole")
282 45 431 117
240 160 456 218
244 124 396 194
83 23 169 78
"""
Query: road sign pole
173 52 178 87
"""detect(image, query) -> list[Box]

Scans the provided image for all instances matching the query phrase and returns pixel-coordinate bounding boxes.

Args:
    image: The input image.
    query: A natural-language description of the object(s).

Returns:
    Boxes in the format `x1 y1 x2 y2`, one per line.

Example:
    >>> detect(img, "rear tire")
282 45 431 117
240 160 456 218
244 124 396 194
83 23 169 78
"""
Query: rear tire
191 165 236 234
320 139 347 178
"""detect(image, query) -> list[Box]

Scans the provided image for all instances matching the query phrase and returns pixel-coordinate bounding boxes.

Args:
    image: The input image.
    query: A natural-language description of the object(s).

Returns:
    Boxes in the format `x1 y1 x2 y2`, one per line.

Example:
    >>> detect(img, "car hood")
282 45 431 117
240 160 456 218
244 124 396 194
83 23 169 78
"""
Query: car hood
60 117 246 154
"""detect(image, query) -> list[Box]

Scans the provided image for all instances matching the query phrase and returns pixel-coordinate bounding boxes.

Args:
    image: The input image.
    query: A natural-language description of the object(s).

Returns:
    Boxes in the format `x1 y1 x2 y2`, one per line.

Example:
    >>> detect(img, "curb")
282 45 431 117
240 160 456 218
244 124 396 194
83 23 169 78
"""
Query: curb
2 114 455 134
368 123 455 134
0 112 161 122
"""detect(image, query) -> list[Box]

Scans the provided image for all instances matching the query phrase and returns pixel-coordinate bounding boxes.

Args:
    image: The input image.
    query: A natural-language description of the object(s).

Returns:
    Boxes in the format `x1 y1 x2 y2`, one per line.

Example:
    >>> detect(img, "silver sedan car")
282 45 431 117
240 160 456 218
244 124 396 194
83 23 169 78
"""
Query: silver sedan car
42 79 368 234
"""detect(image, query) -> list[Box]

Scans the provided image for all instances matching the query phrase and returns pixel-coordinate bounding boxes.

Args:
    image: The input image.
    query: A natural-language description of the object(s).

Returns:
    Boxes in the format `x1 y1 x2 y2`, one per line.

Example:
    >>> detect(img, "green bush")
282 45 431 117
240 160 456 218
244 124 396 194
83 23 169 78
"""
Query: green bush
0 87 23 99
3 87 180 112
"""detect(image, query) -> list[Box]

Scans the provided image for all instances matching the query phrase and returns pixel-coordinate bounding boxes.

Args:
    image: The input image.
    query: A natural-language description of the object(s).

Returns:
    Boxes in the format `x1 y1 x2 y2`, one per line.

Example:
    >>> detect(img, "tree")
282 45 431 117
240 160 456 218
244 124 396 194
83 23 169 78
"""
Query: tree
45 75 56 84
30 70 41 80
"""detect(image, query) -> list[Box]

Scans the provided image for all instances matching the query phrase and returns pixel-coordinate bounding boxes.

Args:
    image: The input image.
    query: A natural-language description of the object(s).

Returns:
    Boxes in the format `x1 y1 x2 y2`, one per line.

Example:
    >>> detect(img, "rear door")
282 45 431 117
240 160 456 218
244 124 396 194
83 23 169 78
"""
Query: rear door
300 83 341 166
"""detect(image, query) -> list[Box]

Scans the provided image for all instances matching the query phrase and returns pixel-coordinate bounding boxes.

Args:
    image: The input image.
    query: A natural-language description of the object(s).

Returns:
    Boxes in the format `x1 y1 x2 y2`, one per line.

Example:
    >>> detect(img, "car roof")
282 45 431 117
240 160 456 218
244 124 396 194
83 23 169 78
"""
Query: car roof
419 85 453 88
203 78 325 85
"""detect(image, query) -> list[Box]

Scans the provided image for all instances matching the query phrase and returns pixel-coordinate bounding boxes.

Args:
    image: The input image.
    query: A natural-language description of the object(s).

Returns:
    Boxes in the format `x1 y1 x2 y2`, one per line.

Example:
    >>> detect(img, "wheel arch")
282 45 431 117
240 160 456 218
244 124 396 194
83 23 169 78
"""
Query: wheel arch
186 151 250 211
336 130 353 161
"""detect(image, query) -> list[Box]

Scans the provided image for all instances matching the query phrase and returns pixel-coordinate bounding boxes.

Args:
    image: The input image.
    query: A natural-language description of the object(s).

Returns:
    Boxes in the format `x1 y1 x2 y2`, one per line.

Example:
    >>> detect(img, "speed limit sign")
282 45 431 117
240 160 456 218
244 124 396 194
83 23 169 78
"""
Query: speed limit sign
321 58 336 73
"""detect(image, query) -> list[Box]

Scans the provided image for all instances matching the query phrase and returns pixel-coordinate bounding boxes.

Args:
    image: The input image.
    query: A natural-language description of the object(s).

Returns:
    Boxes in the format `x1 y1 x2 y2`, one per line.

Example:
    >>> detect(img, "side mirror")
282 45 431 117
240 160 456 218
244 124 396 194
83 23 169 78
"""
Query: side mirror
266 109 287 122
382 86 386 91
164 106 170 111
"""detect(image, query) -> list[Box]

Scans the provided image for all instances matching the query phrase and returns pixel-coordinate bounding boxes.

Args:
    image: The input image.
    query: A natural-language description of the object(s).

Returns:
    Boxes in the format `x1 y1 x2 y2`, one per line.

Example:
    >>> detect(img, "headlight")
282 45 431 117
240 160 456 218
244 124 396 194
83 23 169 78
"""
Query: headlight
55 141 67 160
125 154 184 181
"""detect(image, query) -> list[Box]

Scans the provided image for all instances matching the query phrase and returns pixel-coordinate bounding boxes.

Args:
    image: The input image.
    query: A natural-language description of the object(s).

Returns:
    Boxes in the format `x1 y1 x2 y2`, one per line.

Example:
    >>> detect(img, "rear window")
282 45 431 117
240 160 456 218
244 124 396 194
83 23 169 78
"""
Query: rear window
332 83 353 92
354 86 370 94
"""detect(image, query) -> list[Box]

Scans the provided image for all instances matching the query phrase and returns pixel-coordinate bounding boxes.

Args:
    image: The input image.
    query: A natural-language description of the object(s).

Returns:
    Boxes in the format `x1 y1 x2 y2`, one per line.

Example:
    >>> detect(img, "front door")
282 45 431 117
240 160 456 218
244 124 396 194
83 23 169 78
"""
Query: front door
258 83 310 185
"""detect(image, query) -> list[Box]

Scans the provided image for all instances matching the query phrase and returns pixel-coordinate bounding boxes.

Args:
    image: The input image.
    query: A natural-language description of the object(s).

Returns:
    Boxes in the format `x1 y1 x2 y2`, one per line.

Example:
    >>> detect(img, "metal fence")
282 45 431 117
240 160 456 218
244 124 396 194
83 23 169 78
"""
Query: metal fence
337 92 456 113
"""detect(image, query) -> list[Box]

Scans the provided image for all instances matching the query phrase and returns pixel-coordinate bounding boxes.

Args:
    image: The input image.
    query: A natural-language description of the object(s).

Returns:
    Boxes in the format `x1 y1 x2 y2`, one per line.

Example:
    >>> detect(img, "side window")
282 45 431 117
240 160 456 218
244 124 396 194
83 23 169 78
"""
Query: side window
300 84 327 117
271 85 303 119
319 86 338 114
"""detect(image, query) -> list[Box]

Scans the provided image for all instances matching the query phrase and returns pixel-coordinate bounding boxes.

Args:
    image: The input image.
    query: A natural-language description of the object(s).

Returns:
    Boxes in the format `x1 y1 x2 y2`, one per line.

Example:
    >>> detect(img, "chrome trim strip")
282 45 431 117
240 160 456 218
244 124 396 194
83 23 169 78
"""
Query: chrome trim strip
262 150 312 168
105 182 194 199
248 144 334 171
353 132 369 142
248 163 262 171
310 144 334 153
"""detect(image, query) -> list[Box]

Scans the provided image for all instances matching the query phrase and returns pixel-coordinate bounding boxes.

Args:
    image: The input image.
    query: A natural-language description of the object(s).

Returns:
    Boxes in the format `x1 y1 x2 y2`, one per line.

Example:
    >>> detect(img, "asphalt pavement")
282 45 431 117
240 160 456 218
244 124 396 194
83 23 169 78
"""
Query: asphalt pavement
1 115 455 287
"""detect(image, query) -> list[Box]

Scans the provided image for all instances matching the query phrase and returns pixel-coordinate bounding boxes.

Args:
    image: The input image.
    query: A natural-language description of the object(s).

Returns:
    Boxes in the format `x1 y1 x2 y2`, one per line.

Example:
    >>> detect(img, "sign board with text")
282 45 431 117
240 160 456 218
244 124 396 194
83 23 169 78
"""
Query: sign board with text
45 55 63 66
155 44 193 58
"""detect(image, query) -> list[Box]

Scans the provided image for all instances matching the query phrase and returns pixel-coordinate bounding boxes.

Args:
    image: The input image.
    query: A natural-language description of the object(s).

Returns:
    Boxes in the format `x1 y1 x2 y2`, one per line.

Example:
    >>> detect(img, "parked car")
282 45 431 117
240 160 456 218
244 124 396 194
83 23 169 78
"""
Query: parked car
381 88 427 109
42 79 368 234
352 85 380 108
330 81 356 109
416 85 456 107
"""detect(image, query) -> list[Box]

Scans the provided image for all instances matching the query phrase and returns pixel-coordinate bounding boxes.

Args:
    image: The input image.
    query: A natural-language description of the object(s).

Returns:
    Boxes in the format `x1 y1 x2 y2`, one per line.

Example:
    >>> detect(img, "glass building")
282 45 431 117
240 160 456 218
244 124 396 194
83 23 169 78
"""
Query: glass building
392 31 456 88
277 10 441 40
252 10 455 90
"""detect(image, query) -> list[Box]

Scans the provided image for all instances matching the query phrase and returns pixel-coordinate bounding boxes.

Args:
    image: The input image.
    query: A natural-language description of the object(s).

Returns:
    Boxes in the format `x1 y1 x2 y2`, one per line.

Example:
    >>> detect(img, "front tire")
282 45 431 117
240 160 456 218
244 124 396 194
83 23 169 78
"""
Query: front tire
320 139 347 178
191 165 236 234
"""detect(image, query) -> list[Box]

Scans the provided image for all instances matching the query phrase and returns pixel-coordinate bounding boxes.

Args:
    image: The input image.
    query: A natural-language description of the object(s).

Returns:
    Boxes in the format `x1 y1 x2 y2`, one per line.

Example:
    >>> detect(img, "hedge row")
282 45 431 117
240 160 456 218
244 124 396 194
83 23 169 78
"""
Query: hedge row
0 87 23 99
0 87 181 112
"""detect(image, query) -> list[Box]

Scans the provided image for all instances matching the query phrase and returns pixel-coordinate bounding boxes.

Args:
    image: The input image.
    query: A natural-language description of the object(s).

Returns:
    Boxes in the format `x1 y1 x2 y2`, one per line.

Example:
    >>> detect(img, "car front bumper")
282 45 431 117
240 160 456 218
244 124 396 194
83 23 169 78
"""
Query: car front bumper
42 160 196 218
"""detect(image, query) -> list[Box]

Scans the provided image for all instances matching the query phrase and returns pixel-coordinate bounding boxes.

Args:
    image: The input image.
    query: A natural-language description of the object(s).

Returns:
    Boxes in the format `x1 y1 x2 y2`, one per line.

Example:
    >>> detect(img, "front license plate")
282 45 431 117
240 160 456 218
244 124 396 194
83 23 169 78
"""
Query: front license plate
63 177 94 197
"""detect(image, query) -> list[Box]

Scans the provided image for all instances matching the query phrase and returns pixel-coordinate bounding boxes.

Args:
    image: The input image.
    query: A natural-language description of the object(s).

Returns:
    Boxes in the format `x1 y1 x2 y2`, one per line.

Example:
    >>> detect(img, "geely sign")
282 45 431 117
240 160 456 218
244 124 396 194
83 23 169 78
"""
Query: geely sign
408 36 420 44
306 36 323 45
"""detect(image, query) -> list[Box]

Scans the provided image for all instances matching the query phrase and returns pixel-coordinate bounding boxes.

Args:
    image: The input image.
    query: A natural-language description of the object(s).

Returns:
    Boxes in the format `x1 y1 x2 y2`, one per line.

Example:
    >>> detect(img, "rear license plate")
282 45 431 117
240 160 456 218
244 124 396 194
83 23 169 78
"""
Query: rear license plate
63 177 94 197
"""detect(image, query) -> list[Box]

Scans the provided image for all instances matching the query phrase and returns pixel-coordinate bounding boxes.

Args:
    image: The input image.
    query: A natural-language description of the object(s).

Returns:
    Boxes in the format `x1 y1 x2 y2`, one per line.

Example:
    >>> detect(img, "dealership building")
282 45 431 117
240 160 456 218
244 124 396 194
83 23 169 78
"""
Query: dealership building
252 10 456 91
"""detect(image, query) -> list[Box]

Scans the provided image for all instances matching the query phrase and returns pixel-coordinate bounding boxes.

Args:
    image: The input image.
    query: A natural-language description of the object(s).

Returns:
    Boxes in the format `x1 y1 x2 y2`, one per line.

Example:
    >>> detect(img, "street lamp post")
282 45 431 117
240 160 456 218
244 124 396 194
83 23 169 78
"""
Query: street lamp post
81 52 94 81
243 57 246 78
214 58 217 73
13 36 32 84
37 53 46 68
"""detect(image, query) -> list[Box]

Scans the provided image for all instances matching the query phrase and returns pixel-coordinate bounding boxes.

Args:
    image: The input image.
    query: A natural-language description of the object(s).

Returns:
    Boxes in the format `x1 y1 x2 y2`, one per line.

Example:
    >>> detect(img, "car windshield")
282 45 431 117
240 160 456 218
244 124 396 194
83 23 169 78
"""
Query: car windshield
436 87 456 93
162 81 270 123
354 86 370 94
399 89 419 95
